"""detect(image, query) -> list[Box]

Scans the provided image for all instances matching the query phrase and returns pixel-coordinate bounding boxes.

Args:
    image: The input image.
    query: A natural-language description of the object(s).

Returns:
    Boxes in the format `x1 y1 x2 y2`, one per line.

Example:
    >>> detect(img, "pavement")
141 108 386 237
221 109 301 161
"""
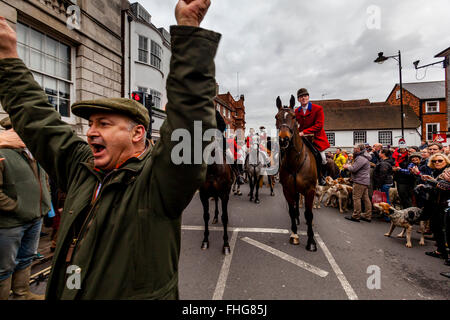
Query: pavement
29 182 450 300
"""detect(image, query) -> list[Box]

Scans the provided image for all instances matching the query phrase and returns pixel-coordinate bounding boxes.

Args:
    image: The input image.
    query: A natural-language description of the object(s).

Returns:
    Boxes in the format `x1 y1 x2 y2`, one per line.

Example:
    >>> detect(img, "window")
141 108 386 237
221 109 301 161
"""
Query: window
353 131 367 145
378 131 392 146
425 101 439 113
150 40 162 70
17 23 72 117
138 35 148 63
137 86 148 93
326 132 335 147
395 90 400 100
426 123 440 142
149 89 161 109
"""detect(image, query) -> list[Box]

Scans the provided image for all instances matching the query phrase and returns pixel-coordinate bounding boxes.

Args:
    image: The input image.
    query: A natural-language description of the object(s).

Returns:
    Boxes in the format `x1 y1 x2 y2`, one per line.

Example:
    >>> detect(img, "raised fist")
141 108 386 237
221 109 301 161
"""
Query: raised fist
0 17 18 60
175 0 211 27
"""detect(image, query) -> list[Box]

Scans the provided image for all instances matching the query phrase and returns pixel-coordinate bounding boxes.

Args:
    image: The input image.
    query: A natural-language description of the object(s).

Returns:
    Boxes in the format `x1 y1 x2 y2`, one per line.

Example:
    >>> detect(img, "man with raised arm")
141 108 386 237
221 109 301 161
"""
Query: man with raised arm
0 0 219 299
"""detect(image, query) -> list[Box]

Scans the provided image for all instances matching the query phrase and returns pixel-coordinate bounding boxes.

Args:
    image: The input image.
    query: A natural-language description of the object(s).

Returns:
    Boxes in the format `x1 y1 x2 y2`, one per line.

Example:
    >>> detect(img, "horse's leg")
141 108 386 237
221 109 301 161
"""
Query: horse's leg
212 196 219 224
295 194 300 225
255 175 261 204
269 175 275 196
221 194 231 255
288 201 300 245
304 189 317 252
249 170 254 201
236 183 242 196
200 193 210 250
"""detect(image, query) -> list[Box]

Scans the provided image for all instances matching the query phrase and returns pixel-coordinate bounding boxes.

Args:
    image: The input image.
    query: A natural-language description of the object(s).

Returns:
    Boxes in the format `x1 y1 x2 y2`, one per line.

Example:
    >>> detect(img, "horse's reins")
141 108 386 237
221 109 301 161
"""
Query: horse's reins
278 116 309 192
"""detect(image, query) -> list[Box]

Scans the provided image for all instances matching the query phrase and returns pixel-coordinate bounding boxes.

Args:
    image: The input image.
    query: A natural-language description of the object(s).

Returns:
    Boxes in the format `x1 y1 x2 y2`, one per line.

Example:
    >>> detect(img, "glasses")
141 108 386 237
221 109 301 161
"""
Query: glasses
431 159 445 163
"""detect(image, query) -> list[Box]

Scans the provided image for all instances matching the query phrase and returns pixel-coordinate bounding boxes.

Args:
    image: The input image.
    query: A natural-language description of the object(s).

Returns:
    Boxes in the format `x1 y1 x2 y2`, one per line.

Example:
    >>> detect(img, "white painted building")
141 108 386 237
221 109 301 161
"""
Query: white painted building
124 2 170 140
316 102 422 152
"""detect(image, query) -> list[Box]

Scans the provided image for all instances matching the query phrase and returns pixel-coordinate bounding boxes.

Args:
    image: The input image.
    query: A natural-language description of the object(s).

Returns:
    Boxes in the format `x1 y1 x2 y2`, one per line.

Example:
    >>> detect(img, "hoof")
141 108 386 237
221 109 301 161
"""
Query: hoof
212 218 218 225
419 241 425 246
223 246 231 255
201 242 209 250
255 199 260 204
396 234 405 238
289 237 300 245
384 233 390 237
249 198 253 202
405 243 412 248
271 192 275 197
306 243 317 252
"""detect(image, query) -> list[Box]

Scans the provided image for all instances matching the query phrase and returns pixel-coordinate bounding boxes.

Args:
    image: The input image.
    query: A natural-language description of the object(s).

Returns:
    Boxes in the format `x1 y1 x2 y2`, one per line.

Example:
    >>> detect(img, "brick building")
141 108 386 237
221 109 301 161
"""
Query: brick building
214 91 246 132
386 81 447 141
0 0 125 137
435 46 450 133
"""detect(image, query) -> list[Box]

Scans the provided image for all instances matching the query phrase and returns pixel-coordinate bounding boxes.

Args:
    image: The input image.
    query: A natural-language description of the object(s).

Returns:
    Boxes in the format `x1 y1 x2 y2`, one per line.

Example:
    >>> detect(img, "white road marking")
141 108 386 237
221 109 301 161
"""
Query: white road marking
241 237 329 278
182 225 297 234
315 234 358 300
212 231 239 300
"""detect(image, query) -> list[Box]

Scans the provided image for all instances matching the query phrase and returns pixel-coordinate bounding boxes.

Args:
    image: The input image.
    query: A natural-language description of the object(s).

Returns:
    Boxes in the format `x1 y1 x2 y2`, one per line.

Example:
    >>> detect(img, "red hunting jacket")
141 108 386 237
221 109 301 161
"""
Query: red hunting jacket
295 102 330 152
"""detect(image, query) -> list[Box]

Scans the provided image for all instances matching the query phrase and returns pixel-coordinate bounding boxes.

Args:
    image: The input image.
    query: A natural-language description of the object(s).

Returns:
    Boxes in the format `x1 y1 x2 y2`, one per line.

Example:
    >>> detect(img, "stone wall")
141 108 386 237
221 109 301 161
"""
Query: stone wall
0 0 124 137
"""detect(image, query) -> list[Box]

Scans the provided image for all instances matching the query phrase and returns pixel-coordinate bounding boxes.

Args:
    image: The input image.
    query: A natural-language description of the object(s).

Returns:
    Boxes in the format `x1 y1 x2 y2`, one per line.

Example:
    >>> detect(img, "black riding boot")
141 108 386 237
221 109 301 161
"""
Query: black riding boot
316 162 327 186
235 163 244 185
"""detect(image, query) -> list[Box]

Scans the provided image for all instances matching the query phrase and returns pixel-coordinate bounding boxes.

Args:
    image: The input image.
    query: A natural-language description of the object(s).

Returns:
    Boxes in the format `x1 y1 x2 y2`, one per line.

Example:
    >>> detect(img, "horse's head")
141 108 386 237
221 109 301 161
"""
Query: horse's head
275 95 297 149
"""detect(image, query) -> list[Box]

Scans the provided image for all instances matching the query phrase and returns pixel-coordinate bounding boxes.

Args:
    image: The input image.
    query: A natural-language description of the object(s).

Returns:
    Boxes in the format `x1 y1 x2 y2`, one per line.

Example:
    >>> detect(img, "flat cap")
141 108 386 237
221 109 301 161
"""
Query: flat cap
71 98 150 129
297 88 309 97
409 152 422 159
0 117 12 130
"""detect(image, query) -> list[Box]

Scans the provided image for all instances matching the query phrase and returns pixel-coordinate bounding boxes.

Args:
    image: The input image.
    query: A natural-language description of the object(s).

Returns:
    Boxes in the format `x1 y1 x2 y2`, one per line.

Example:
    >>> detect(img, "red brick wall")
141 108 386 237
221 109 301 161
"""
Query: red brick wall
387 85 448 139
386 85 420 116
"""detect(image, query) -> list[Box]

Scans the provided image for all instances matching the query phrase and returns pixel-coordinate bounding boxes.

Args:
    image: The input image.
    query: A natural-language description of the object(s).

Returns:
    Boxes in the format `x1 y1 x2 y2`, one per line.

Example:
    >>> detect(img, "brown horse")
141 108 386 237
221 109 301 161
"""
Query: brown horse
275 95 318 251
199 151 234 255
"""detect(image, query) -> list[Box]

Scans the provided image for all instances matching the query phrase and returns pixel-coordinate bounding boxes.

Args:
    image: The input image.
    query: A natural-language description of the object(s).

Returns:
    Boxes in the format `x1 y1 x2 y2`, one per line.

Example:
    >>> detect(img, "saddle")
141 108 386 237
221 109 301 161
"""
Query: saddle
301 136 321 167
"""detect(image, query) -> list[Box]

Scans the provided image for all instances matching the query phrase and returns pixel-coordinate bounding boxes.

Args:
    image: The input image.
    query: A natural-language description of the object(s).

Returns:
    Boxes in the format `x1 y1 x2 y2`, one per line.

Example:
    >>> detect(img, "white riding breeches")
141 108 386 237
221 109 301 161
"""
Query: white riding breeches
320 151 327 165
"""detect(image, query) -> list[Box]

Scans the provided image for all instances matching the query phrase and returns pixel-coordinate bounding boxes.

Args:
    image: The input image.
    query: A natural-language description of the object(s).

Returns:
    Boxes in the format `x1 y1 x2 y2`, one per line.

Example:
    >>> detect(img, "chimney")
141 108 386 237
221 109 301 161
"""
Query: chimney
240 94 245 101
216 83 219 96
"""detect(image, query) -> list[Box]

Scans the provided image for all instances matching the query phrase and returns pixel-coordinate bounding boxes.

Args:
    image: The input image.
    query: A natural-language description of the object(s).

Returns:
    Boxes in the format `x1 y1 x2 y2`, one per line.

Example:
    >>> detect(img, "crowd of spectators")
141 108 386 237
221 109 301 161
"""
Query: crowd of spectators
329 140 450 279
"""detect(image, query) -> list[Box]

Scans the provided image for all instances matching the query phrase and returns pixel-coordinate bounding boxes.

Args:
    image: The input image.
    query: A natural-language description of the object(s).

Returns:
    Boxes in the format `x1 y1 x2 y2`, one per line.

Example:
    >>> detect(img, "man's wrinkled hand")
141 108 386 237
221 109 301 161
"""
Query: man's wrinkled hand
0 17 18 60
175 0 211 27
0 129 26 149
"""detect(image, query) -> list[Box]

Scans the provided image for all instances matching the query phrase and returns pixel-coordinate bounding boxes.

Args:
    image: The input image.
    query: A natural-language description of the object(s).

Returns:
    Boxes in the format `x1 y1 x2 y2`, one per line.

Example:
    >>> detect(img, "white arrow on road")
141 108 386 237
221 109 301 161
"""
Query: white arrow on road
241 237 329 278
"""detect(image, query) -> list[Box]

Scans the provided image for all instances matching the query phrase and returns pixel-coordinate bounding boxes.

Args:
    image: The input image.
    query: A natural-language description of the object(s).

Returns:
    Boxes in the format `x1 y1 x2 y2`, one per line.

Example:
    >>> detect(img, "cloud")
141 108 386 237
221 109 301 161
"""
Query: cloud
141 0 450 132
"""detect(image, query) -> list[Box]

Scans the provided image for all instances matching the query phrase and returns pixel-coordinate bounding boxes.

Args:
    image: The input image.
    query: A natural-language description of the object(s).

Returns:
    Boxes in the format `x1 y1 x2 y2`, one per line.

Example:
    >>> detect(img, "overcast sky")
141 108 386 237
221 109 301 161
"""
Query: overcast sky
140 0 450 132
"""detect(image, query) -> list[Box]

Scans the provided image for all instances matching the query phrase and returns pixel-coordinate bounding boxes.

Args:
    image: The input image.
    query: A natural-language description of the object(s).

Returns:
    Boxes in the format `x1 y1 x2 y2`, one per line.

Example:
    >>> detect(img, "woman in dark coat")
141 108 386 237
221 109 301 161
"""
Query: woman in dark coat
417 153 450 263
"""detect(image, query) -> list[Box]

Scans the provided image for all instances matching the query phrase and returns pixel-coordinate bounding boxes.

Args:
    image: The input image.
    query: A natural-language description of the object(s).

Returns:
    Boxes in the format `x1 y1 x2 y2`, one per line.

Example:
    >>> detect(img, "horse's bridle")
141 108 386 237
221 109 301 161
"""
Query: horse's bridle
277 109 296 150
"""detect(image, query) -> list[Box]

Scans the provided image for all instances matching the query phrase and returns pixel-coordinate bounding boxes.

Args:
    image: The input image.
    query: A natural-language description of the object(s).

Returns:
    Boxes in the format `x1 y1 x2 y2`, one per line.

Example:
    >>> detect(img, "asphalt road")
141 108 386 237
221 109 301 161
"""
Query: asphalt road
30 182 449 300
178 183 450 300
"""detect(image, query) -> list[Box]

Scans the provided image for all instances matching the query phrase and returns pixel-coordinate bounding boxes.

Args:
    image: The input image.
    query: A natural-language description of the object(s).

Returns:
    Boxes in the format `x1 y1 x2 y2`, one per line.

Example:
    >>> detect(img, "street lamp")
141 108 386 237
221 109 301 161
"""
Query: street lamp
374 51 404 139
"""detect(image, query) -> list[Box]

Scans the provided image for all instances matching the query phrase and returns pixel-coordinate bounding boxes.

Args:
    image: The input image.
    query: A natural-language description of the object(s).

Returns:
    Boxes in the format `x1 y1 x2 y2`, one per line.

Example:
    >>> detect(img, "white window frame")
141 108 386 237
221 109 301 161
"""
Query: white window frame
353 131 367 145
137 86 148 93
138 35 149 64
378 131 393 146
16 22 74 120
149 89 161 109
326 132 335 147
426 123 440 142
395 90 400 100
425 100 440 113
150 40 162 71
